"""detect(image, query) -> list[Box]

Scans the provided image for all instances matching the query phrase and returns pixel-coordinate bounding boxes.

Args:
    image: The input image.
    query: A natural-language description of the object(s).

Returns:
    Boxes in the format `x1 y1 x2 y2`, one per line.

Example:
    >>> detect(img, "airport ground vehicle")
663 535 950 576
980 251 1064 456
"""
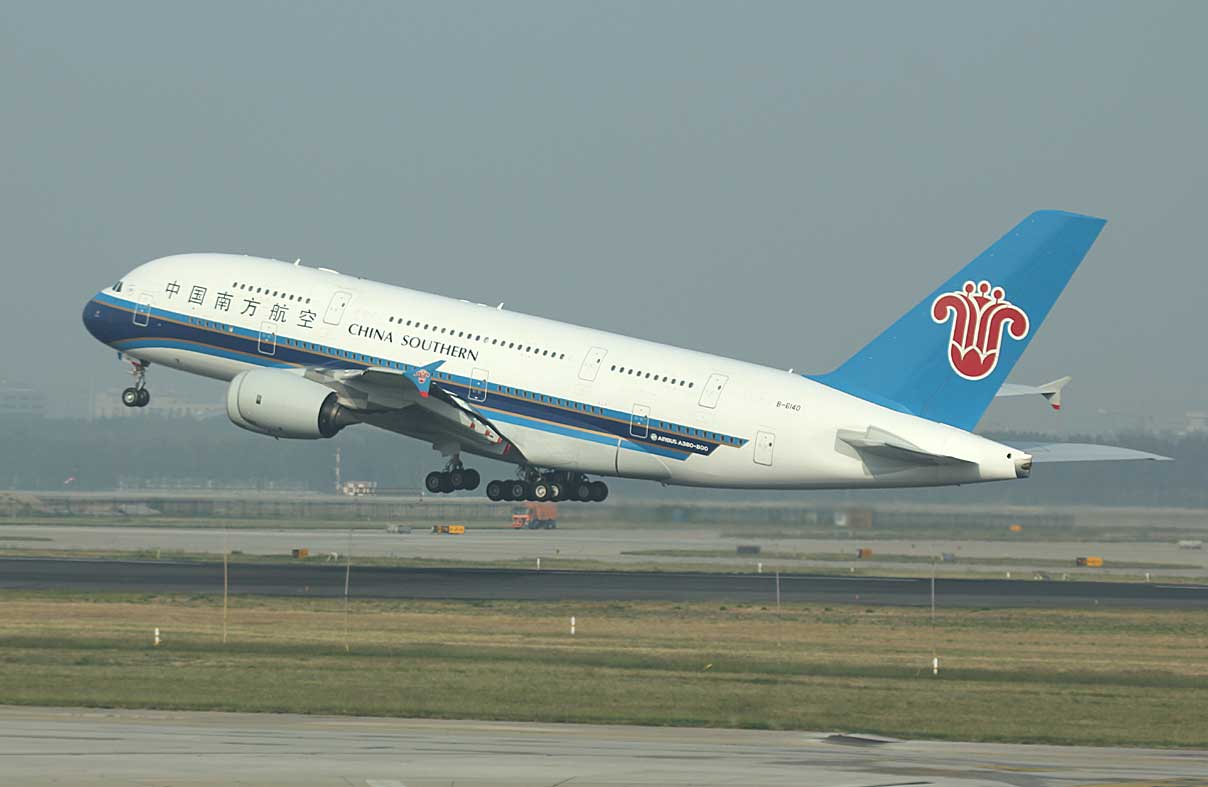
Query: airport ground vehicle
432 524 466 535
512 503 557 529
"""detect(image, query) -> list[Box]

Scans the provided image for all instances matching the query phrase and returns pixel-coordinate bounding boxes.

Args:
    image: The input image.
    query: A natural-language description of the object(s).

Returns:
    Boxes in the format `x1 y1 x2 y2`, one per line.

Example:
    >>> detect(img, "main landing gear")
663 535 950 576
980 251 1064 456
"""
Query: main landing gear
484 471 608 503
121 360 151 408
424 459 481 494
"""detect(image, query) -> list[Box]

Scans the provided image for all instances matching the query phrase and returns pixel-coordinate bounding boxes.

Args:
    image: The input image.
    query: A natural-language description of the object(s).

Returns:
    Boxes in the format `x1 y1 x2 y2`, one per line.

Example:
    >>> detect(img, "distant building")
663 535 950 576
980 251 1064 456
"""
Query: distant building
93 390 223 420
1183 411 1208 435
0 383 47 418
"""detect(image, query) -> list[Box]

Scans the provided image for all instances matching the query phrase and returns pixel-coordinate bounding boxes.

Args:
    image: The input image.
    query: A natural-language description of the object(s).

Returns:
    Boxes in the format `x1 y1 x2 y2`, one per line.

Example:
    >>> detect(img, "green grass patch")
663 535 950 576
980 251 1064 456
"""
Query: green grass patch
0 591 1205 746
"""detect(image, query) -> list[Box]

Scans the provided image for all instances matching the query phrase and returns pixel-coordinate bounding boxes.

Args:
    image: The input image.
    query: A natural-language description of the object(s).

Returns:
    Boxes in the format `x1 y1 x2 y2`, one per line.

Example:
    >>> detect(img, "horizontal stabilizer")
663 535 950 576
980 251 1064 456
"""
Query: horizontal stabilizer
838 426 974 466
1012 442 1171 463
996 376 1071 410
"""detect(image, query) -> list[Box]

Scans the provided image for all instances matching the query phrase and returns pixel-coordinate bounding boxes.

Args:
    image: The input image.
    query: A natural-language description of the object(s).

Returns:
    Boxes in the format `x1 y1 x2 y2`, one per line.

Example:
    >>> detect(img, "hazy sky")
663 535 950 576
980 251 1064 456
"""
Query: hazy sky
3 1 1205 432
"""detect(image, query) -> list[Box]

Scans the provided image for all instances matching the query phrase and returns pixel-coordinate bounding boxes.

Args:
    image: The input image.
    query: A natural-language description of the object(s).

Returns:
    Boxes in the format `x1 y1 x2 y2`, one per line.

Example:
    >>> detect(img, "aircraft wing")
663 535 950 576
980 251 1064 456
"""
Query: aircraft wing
995 376 1071 410
1008 442 1172 463
304 363 511 455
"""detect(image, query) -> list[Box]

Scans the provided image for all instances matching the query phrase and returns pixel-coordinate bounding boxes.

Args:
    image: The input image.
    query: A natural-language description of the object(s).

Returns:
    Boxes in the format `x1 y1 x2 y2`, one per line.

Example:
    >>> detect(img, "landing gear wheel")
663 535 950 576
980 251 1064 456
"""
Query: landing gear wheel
590 481 608 502
463 469 480 491
508 481 527 501
439 473 455 493
573 481 592 501
532 482 550 501
425 471 445 494
547 481 562 501
136 388 150 407
449 469 466 490
121 387 140 408
486 480 503 501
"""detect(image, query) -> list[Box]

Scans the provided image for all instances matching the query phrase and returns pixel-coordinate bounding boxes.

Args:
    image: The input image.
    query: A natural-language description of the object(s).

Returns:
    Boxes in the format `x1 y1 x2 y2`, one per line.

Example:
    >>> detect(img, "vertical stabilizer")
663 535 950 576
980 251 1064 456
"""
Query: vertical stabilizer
810 210 1106 430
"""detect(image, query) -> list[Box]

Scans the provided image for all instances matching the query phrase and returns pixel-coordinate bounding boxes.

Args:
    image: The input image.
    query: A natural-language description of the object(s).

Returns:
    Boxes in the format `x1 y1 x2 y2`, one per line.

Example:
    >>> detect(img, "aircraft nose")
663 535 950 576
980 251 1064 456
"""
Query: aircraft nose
82 295 107 342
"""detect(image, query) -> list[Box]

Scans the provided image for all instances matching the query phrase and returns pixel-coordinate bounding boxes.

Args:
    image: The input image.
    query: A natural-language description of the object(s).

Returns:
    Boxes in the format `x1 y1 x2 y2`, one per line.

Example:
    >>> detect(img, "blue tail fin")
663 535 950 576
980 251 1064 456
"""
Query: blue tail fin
810 210 1106 430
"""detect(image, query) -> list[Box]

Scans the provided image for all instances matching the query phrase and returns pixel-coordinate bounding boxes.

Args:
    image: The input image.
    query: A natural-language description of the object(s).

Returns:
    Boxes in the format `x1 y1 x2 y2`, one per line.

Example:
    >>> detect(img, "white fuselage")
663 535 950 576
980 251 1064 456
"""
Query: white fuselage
84 254 1025 489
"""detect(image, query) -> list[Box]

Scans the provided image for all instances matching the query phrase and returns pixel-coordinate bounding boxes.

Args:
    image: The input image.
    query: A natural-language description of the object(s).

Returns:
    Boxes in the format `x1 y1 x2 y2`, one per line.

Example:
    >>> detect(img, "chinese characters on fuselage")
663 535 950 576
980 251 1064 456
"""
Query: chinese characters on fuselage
164 281 315 328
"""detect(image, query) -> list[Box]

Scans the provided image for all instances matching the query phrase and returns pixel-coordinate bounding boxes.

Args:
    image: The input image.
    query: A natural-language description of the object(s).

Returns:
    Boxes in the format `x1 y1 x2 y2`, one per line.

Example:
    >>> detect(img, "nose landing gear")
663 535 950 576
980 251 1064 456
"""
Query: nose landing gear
121 360 151 408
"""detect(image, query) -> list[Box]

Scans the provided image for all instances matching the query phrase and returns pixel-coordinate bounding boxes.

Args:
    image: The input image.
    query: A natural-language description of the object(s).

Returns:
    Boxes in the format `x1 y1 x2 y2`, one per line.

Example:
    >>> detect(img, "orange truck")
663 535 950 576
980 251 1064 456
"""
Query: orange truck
511 503 558 530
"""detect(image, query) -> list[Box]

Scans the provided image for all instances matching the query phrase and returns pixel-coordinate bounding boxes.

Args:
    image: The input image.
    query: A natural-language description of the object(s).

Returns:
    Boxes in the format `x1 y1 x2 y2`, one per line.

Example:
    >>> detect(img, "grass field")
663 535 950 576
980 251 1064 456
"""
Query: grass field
0 590 1205 747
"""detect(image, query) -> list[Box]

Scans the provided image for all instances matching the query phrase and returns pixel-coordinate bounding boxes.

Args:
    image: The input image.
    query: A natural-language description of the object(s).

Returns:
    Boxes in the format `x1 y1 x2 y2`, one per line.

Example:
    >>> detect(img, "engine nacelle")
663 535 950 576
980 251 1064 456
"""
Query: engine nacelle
226 370 354 439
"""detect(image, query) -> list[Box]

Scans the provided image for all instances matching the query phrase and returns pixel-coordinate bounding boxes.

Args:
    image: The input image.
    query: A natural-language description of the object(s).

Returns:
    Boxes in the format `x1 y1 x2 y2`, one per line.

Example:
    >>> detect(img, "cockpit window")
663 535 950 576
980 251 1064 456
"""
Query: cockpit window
113 281 124 292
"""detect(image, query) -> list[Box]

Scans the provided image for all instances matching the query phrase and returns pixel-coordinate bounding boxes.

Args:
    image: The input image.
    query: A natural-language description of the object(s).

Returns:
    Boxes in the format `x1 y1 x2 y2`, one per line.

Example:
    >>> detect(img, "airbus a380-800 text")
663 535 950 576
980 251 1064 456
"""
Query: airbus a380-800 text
82 210 1166 502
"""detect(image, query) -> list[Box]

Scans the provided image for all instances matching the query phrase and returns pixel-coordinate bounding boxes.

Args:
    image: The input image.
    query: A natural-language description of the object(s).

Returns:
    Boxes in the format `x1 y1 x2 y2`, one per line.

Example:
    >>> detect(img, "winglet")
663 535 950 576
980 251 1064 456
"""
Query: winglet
404 360 444 398
1038 376 1071 410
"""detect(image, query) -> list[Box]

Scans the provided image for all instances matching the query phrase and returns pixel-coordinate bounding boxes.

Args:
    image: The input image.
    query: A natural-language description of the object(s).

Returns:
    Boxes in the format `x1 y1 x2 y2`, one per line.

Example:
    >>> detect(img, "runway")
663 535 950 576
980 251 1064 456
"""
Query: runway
2 556 1206 608
1 706 1205 786
4 522 1206 577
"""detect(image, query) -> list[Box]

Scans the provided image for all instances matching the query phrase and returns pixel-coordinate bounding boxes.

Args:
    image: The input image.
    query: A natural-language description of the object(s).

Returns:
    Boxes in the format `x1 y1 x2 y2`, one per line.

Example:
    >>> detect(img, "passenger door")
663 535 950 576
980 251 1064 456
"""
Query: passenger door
629 403 650 439
323 291 353 325
578 347 608 382
469 368 489 403
133 294 152 327
258 321 277 355
753 430 775 466
698 373 728 409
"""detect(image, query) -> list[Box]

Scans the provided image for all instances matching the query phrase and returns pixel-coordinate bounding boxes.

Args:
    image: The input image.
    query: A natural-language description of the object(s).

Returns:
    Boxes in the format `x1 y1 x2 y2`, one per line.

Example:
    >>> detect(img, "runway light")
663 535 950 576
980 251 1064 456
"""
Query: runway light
154 627 161 647
570 616 576 636
932 656 939 676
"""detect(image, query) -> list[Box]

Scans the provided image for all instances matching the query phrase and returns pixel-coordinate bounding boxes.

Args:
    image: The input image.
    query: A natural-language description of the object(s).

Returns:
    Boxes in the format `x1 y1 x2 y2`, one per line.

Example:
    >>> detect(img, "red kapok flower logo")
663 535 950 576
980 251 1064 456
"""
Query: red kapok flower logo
931 280 1029 381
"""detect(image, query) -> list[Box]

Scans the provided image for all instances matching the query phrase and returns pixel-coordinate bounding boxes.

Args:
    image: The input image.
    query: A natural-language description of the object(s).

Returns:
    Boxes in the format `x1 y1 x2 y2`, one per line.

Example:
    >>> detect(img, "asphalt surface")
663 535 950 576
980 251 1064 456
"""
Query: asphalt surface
2 556 1206 608
6 523 1207 577
3 706 1207 787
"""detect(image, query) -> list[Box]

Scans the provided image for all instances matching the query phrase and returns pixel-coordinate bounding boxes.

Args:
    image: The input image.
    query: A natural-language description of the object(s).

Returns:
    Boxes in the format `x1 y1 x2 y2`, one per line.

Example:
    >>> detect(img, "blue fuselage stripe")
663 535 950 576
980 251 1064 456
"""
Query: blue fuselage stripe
86 294 745 459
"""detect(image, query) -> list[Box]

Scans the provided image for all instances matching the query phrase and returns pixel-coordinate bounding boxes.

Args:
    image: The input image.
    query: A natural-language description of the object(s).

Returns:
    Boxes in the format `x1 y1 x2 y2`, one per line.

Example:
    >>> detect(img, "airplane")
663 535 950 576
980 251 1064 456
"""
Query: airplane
82 210 1167 503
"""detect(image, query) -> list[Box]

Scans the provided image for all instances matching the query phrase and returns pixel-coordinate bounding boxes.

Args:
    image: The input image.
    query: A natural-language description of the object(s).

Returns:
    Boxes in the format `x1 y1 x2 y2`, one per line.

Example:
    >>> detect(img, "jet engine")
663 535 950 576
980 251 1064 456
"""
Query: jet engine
226 370 355 439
